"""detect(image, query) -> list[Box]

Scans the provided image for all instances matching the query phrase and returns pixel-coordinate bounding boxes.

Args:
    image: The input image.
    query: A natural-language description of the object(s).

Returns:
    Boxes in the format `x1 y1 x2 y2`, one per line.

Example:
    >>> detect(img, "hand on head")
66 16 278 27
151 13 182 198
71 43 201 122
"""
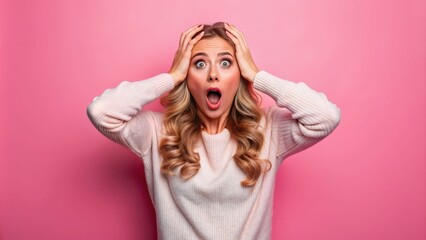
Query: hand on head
224 23 259 82
168 25 204 85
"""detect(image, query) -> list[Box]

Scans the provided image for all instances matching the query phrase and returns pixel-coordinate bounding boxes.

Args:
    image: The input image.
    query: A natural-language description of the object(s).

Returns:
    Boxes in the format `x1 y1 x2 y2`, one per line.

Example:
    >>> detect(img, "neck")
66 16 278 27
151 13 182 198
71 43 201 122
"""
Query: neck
198 111 230 135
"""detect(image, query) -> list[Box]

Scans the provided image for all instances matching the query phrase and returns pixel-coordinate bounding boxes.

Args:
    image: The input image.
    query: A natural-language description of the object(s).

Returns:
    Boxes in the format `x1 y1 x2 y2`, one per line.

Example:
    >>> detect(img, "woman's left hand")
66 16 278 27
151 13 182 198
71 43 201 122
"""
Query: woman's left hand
224 23 259 82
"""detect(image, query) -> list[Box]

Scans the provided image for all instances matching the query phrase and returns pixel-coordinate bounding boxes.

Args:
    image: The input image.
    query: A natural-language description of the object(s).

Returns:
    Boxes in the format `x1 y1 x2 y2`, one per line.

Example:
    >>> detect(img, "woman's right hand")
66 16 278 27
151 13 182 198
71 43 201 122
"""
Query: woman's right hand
168 25 204 85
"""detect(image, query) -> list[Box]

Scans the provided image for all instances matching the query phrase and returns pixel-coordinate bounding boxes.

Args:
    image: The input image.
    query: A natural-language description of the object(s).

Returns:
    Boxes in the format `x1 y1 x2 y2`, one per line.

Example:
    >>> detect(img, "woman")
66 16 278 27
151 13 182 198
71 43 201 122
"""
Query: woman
87 22 340 240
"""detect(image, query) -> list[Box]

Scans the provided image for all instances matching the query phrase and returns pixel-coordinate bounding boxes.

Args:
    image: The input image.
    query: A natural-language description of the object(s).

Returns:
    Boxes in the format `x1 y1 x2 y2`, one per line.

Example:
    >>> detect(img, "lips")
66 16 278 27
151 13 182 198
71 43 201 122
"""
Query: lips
206 87 222 110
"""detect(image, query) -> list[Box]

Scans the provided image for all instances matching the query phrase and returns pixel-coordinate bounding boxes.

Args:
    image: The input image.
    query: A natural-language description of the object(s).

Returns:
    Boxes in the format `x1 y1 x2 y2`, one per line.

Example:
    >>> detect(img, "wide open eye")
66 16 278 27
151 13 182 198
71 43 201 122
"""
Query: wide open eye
220 59 231 68
195 60 207 69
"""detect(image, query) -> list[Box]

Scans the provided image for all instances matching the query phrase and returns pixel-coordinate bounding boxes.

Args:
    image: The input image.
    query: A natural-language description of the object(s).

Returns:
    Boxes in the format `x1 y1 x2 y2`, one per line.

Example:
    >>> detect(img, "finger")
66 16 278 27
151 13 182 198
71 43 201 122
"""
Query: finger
226 23 245 41
225 29 238 45
182 26 203 49
178 25 201 52
184 31 204 54
225 23 249 49
180 25 204 51
225 30 245 55
179 25 202 48
227 24 248 49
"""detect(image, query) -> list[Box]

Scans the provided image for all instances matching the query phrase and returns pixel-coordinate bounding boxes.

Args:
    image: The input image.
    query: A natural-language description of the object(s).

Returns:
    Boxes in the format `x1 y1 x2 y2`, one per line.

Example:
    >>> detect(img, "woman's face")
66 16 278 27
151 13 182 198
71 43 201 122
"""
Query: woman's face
187 36 240 123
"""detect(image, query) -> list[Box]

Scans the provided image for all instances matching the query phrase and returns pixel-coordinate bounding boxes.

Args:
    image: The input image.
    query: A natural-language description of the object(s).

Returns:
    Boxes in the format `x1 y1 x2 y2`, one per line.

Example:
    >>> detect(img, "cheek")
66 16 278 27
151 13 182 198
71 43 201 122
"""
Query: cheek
187 71 205 97
224 69 241 92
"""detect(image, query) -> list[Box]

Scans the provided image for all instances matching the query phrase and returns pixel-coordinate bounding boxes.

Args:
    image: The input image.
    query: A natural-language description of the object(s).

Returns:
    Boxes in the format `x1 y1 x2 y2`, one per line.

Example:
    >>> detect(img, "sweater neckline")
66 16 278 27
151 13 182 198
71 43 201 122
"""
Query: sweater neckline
201 128 230 140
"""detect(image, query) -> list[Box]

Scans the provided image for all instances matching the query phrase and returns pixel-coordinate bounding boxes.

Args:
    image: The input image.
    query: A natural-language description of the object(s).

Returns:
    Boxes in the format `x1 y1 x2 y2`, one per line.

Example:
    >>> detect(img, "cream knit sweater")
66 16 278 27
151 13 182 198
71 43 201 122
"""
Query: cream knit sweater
87 71 340 240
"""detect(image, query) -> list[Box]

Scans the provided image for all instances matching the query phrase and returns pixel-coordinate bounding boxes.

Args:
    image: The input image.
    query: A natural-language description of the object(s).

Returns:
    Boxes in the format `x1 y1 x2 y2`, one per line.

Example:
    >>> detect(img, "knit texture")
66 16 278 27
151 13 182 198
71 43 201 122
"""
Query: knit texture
87 71 340 240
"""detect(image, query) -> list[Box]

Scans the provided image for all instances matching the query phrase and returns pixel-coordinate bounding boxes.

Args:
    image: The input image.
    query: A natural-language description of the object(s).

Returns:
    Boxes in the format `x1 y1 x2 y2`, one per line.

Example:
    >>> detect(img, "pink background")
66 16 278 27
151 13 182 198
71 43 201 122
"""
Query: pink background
1 0 425 239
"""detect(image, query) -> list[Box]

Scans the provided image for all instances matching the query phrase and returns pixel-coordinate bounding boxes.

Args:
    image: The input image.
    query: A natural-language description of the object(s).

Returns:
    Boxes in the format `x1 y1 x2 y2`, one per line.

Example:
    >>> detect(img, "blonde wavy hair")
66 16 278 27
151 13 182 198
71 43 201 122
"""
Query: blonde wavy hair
159 22 271 187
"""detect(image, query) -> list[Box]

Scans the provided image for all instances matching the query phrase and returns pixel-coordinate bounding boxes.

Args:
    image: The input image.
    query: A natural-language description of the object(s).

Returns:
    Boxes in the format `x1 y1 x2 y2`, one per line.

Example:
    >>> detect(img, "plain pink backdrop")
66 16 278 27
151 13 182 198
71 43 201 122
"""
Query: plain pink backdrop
1 0 425 239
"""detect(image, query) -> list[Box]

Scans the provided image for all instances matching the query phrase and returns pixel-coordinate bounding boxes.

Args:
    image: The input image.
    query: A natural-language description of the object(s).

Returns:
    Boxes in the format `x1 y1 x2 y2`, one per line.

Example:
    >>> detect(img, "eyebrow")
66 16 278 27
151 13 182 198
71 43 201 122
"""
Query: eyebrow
192 52 234 58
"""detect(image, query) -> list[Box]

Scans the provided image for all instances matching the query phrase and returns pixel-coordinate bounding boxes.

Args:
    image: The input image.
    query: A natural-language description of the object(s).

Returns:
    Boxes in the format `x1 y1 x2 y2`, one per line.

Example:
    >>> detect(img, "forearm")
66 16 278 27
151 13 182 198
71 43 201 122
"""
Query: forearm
87 73 174 143
253 71 341 138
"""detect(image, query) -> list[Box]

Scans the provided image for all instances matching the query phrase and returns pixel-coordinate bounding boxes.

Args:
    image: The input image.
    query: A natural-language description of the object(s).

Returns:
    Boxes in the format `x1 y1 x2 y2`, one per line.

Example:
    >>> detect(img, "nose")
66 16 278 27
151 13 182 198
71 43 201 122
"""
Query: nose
209 74 218 82
208 68 219 82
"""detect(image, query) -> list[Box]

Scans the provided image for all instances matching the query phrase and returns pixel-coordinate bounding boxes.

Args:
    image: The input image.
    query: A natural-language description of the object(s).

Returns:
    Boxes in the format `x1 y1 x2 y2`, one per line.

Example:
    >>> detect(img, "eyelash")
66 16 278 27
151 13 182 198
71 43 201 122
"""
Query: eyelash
221 59 232 67
194 59 232 69
194 60 206 69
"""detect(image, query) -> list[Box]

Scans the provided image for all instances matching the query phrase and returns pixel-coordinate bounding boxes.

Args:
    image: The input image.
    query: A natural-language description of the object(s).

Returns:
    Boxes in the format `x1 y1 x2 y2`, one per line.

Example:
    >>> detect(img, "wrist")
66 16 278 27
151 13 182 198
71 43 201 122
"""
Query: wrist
168 71 183 85
246 68 259 83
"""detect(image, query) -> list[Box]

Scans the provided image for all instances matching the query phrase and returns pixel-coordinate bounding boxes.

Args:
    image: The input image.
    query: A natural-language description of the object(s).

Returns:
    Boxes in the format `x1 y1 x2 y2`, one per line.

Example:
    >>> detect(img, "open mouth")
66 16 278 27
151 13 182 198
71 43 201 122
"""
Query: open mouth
205 87 222 110
207 88 222 104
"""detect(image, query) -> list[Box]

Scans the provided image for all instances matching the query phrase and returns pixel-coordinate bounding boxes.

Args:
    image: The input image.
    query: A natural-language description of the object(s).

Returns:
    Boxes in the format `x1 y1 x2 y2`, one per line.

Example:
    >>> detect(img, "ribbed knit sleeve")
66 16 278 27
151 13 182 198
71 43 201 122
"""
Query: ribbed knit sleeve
86 73 174 156
253 71 341 160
